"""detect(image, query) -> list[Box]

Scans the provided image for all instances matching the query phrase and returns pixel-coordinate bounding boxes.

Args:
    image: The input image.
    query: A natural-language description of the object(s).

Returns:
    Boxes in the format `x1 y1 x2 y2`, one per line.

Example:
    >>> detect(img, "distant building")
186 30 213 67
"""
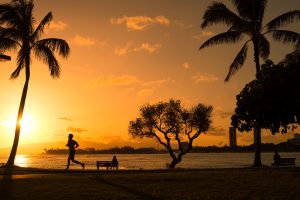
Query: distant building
287 133 300 145
229 127 237 148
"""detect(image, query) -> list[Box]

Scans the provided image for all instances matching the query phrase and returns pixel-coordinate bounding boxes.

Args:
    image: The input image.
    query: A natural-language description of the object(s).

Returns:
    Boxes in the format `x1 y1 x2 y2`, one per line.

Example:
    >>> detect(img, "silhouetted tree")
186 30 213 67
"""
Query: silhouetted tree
129 99 213 168
200 0 300 167
0 0 70 168
0 53 10 61
232 50 300 138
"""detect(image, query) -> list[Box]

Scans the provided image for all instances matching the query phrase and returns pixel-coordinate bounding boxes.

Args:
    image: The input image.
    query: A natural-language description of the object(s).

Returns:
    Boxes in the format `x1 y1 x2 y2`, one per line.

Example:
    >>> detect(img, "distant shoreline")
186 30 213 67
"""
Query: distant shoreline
43 142 300 154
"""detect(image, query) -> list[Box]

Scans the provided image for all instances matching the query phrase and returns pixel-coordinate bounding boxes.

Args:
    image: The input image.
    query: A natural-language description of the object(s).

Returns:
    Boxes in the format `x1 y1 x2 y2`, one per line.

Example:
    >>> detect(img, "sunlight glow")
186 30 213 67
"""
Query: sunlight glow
15 154 29 167
19 115 35 134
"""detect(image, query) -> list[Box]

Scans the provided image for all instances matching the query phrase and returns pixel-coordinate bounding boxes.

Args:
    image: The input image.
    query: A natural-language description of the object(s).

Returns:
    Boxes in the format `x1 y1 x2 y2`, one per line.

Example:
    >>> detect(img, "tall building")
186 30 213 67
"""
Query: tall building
229 127 237 148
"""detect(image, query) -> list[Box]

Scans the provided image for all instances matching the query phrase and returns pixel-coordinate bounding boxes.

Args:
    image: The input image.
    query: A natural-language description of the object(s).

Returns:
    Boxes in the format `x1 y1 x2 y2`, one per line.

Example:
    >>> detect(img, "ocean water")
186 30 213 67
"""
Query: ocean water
1 152 300 170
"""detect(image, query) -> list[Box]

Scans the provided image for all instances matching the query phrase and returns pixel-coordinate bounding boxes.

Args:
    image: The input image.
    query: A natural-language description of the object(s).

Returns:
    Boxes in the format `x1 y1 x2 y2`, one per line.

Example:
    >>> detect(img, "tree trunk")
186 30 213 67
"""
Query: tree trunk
252 37 262 167
169 157 181 169
253 37 261 75
5 57 30 168
253 126 262 167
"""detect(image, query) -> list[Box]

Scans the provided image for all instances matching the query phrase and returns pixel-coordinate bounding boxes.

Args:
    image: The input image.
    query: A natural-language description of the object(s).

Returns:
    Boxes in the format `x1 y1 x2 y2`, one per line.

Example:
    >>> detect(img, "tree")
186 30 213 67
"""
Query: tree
200 0 300 167
129 99 213 168
0 52 10 61
232 50 300 138
0 0 70 167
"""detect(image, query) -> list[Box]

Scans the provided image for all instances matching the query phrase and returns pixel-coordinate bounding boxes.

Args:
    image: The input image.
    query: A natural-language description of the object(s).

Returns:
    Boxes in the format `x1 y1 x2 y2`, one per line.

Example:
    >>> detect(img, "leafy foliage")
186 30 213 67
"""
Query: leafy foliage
200 0 300 81
0 0 70 167
232 50 300 134
129 99 213 168
0 0 70 80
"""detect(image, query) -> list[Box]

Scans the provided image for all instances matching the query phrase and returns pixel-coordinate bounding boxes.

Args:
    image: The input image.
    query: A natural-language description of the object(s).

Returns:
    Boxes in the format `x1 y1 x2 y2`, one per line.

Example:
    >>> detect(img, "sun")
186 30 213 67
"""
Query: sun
18 114 35 134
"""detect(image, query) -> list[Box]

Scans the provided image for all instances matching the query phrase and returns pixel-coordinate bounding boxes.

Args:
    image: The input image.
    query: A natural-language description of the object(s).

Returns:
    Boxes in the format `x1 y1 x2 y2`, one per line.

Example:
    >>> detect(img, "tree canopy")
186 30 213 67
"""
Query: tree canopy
200 0 300 81
129 99 213 168
0 0 70 167
231 50 300 134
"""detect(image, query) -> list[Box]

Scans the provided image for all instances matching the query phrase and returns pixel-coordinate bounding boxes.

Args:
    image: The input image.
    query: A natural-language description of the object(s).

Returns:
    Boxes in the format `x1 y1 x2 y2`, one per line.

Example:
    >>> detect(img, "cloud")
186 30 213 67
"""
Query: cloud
115 42 162 56
173 20 195 29
133 43 162 54
208 126 226 136
57 117 72 121
87 74 141 89
71 35 96 47
219 111 233 119
137 89 154 98
114 43 131 56
192 73 218 83
193 31 215 40
67 126 87 133
215 107 234 119
182 62 190 69
84 74 174 97
142 77 174 87
136 77 175 99
48 20 67 31
111 15 170 30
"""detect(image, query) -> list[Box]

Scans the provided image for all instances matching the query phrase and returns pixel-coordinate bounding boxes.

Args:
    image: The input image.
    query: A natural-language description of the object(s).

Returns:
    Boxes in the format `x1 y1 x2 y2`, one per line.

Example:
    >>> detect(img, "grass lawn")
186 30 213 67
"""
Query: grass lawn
1 167 300 199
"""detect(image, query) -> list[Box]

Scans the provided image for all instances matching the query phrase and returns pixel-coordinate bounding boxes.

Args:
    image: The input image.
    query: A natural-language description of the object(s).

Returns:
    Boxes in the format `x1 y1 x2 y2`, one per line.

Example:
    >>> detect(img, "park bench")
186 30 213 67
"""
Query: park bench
96 161 118 170
272 158 296 167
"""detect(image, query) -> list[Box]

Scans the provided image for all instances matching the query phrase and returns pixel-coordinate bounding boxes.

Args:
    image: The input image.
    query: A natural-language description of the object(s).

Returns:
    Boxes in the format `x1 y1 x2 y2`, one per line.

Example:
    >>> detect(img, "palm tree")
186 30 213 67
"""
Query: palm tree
0 52 11 61
200 0 300 167
0 0 70 168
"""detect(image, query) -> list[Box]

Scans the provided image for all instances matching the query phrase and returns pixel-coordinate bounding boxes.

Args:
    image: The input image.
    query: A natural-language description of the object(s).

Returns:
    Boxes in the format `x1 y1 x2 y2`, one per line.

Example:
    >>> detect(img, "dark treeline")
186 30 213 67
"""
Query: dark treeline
44 142 300 154
44 146 167 154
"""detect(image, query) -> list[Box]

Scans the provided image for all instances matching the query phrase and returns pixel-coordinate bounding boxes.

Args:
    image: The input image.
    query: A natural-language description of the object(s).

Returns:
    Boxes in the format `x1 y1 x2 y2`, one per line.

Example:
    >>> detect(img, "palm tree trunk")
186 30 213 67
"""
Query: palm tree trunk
252 37 262 167
5 59 30 168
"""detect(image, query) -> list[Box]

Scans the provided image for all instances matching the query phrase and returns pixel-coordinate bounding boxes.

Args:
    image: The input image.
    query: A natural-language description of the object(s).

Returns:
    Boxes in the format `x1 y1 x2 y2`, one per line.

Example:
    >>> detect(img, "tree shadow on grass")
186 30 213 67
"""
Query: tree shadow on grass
93 176 164 200
0 167 13 199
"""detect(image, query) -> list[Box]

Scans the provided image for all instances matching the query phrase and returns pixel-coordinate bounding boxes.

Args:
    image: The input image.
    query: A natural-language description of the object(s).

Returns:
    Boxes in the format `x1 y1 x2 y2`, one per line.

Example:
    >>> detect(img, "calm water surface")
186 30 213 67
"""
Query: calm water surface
1 152 300 170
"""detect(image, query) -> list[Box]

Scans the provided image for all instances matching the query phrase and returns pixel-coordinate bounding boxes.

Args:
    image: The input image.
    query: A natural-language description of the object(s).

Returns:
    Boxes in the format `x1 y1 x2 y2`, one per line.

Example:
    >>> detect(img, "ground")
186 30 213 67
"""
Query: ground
1 167 300 200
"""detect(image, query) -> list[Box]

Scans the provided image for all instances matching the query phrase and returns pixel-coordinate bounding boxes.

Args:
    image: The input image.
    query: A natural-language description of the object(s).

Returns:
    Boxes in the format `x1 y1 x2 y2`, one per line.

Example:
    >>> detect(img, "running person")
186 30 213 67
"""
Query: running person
66 133 85 170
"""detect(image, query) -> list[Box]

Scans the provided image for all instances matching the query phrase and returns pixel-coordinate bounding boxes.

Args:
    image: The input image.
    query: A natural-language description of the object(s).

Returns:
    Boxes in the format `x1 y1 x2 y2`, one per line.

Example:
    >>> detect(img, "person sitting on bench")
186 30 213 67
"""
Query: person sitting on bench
273 151 281 166
111 155 118 170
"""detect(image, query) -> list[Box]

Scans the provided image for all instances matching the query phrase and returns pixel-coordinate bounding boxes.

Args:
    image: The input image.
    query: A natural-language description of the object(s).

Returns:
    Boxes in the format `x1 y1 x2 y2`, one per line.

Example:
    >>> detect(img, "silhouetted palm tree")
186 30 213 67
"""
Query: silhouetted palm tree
200 0 300 167
0 53 10 61
0 0 70 168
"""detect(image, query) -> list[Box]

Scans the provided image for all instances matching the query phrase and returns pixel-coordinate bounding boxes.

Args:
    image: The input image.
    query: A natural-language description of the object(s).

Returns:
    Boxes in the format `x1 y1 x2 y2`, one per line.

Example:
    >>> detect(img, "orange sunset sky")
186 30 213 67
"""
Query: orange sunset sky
0 0 299 154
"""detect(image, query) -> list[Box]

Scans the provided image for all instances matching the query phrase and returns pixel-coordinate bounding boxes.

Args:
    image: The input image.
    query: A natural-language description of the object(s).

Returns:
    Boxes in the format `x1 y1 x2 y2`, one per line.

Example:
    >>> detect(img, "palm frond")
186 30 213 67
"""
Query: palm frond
0 4 21 27
199 31 243 50
33 44 60 78
31 12 52 42
266 10 300 30
231 0 267 21
270 30 300 47
0 37 18 51
257 0 267 23
257 35 270 60
0 52 11 61
36 38 70 58
225 42 248 82
0 27 21 42
10 48 26 79
201 2 244 29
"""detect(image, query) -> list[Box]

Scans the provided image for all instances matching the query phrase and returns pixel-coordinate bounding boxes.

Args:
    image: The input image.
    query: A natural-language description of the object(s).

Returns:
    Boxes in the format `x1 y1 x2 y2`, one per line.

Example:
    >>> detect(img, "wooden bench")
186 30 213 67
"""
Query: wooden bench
96 161 118 170
272 158 296 167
